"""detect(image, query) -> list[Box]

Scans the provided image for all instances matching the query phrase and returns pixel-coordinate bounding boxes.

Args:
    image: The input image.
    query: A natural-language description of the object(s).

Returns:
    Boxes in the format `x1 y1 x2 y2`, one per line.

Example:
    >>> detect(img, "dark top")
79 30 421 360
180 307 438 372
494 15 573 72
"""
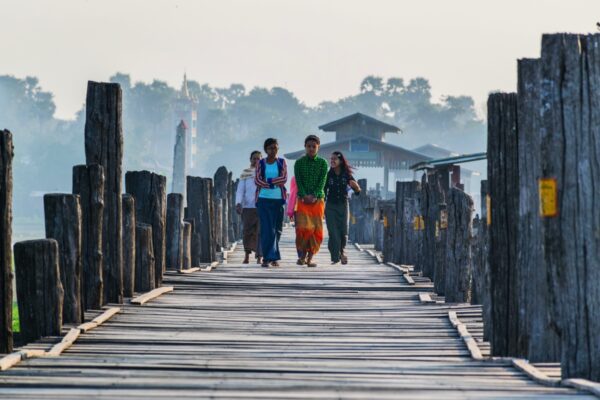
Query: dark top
324 169 356 204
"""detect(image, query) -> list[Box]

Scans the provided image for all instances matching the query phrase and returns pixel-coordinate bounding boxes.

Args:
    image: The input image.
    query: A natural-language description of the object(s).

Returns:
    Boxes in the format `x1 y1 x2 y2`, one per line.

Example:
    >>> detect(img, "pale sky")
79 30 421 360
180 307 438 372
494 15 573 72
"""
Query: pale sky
1 0 597 119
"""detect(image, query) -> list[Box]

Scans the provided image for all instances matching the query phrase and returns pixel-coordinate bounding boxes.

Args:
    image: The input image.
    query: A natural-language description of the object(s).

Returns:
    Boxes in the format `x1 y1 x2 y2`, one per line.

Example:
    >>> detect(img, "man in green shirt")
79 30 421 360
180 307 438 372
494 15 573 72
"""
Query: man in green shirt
293 135 328 267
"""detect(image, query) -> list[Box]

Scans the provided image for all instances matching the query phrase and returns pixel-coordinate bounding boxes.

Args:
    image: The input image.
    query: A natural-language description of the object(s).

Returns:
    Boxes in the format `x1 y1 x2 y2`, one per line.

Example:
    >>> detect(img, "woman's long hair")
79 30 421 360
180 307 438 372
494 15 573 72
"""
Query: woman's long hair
332 151 354 175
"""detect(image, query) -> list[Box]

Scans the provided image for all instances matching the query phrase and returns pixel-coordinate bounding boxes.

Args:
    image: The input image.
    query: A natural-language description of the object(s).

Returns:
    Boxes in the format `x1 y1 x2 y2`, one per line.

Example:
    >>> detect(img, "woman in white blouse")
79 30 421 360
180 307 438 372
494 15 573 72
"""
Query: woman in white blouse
235 150 263 264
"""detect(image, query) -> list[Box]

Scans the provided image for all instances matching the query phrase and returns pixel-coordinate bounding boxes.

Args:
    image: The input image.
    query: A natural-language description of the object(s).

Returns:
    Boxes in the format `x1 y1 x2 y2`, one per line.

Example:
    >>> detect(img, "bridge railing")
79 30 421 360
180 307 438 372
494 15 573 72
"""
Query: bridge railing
348 33 600 383
0 82 242 355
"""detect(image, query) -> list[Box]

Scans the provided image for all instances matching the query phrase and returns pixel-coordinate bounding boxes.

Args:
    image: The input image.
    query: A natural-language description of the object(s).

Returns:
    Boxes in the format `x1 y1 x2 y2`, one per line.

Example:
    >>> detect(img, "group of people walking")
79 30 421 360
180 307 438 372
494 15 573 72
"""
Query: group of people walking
235 134 361 268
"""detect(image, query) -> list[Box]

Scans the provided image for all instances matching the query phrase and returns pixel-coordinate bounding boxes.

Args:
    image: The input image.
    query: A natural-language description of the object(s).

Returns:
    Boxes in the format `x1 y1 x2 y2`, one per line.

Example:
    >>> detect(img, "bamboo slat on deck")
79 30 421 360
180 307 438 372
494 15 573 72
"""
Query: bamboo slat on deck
0 228 593 399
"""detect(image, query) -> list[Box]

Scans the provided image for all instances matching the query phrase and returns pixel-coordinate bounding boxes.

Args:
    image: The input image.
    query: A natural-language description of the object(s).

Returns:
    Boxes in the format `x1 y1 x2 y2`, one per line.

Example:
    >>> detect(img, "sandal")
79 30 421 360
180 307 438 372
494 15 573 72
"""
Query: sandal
261 262 269 268
296 258 306 266
271 261 280 267
306 254 317 268
340 253 348 265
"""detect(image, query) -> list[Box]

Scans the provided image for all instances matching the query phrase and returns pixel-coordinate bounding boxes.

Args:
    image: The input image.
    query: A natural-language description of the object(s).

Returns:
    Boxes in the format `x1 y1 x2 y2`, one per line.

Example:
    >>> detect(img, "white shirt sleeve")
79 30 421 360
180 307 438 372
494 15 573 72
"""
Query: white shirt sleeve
235 178 245 206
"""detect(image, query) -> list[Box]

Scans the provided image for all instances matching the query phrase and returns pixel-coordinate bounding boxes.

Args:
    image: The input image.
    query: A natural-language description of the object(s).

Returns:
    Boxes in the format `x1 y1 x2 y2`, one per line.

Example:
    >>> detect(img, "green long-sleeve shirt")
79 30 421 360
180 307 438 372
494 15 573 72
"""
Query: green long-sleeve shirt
294 155 329 198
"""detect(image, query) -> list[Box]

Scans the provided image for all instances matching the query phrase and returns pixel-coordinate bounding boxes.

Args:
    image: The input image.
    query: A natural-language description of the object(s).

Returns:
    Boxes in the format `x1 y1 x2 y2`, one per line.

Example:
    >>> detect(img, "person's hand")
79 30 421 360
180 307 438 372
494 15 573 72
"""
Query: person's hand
304 195 315 204
236 204 243 215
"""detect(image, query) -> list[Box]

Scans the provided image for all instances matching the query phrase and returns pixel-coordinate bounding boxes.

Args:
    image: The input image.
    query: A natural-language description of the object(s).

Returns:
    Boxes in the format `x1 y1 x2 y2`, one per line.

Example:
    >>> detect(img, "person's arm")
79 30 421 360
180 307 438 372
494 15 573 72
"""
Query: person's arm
255 160 269 189
294 159 308 198
287 178 297 218
324 170 330 199
271 158 287 187
349 179 361 194
235 178 245 213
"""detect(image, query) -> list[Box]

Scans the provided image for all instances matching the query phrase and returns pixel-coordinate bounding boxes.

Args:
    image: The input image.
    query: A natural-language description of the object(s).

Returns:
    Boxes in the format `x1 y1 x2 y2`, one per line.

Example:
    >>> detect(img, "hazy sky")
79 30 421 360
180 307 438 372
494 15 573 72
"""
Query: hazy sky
1 0 597 119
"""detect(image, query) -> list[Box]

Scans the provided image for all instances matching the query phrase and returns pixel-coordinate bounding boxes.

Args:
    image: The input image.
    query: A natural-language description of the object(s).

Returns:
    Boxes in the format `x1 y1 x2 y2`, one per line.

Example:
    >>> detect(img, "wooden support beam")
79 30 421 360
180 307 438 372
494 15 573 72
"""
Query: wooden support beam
44 194 83 324
84 81 124 305
121 194 136 298
126 171 167 287
73 164 104 310
14 239 63 345
0 129 13 354
134 223 154 293
166 193 184 270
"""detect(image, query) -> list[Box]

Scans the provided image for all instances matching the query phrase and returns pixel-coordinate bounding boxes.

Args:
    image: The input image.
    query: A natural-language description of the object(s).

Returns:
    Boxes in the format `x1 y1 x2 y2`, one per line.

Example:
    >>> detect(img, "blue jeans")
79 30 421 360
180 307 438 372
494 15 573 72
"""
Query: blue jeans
256 198 284 262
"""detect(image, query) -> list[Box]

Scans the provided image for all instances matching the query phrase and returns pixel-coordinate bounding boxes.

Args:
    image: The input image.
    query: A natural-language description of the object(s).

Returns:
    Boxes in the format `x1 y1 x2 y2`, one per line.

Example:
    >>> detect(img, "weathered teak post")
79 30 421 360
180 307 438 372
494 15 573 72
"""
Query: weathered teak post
172 120 187 198
227 171 236 243
0 129 13 353
380 201 396 263
84 81 123 304
444 188 473 303
420 172 438 281
166 193 184 270
214 199 224 251
125 171 167 288
540 33 600 380
516 58 559 362
44 194 83 323
14 239 64 344
182 221 192 270
395 181 421 268
135 223 155 293
471 180 492 341
187 176 216 263
73 164 104 309
122 194 136 297
214 166 229 250
231 179 241 241
433 201 447 296
487 92 520 357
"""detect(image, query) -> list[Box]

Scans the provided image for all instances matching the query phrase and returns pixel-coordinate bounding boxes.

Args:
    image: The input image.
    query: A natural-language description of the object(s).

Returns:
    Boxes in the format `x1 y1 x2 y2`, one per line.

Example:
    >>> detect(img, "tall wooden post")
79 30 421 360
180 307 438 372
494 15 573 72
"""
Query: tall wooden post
434 201 447 296
73 164 104 309
444 188 473 303
14 239 64 344
84 81 123 304
187 176 216 263
0 129 13 353
214 166 229 250
420 171 438 281
182 221 192 270
172 120 187 198
44 194 83 323
227 171 236 243
166 193 184 270
540 33 600 380
487 92 520 357
395 181 421 267
516 58 559 362
125 171 167 287
135 223 155 293
381 201 396 263
472 180 492 341
122 194 136 298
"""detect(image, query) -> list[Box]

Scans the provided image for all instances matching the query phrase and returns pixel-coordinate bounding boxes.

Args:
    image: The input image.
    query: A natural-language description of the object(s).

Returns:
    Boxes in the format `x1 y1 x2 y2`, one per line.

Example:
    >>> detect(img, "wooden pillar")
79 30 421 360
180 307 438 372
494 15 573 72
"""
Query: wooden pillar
166 193 184 270
214 166 229 250
472 180 492 341
172 120 187 198
44 194 83 323
516 57 559 362
434 201 447 296
540 33 600 380
381 201 396 263
125 171 167 288
0 129 13 353
187 176 216 263
135 223 155 293
382 164 389 200
121 194 136 298
444 188 473 303
420 171 437 281
487 92 520 357
395 181 420 266
14 239 63 344
73 164 104 309
182 221 192 270
227 171 236 243
84 81 123 304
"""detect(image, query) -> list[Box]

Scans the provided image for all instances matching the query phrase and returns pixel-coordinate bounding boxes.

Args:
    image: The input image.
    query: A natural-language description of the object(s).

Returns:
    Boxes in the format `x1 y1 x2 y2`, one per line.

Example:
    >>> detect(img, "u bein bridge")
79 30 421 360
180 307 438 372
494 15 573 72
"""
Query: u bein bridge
0 33 600 398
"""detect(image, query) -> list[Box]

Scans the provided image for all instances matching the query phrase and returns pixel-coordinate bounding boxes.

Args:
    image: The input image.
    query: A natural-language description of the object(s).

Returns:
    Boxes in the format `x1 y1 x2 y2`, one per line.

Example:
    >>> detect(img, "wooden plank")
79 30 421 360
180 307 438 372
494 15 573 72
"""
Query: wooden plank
131 287 174 305
46 328 80 357
512 358 560 387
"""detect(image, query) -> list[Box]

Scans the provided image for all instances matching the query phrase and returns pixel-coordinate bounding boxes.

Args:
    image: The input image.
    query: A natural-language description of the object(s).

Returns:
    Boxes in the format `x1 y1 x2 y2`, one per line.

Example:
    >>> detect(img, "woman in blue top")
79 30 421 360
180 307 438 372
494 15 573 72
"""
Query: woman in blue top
255 138 288 268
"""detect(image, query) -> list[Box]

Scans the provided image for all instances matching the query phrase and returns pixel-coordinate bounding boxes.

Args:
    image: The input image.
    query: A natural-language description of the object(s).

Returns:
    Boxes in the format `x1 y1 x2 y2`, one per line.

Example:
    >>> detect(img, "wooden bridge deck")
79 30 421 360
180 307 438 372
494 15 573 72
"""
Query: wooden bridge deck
0 228 593 399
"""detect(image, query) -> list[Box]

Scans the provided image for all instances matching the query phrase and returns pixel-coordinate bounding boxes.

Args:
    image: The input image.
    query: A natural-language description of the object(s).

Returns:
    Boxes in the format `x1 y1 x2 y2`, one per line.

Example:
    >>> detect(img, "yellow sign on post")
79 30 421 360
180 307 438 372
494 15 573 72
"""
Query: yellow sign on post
413 216 420 231
539 178 558 217
383 215 389 228
419 216 425 231
440 210 448 229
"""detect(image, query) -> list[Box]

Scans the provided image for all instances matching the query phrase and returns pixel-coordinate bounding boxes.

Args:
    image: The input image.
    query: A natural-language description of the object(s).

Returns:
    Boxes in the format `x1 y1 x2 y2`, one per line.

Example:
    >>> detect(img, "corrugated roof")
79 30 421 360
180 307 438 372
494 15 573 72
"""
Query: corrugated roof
318 112 401 133
410 152 487 170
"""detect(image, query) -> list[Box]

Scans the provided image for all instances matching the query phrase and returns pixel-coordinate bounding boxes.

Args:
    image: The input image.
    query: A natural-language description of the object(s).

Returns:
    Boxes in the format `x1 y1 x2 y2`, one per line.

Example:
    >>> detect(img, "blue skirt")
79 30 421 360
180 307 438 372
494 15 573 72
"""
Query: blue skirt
256 198 284 262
